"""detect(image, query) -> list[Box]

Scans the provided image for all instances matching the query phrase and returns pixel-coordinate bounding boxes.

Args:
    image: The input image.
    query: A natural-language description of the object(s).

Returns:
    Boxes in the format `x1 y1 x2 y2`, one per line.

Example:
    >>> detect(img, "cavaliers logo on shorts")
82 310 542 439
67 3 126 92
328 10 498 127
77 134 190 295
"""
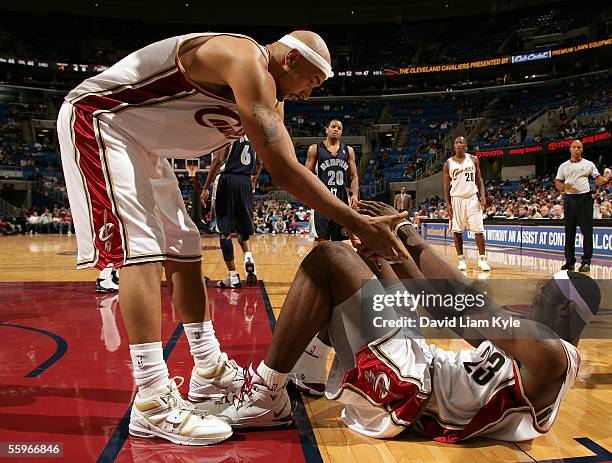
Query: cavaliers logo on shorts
98 210 115 253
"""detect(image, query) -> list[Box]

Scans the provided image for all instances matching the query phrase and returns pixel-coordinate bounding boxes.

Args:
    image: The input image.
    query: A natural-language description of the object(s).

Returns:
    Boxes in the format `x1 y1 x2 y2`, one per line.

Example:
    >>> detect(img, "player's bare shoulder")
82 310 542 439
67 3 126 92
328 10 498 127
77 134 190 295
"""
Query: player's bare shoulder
180 34 269 88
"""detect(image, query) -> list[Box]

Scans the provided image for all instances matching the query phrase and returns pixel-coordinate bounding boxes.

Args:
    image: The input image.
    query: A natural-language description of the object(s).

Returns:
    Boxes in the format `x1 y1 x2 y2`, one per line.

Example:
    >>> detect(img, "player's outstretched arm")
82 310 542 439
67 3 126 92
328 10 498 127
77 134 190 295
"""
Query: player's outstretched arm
186 37 408 261
348 146 359 208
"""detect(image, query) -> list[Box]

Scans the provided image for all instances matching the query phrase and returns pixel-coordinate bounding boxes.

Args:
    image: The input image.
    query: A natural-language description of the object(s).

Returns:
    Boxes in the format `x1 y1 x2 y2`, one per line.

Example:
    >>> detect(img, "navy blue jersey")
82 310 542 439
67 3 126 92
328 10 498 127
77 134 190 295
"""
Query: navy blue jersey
220 136 257 176
316 142 350 202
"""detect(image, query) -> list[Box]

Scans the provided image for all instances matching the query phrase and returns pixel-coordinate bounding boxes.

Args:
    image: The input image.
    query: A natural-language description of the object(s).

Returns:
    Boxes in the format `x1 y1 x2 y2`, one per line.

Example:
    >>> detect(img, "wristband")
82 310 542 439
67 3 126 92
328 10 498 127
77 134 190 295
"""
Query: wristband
394 220 412 235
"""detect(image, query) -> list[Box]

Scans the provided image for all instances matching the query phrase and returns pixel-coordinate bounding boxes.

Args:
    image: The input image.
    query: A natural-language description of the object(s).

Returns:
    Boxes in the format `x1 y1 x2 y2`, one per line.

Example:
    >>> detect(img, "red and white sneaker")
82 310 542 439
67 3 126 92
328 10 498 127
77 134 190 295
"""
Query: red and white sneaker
129 377 232 446
188 353 245 402
194 365 292 429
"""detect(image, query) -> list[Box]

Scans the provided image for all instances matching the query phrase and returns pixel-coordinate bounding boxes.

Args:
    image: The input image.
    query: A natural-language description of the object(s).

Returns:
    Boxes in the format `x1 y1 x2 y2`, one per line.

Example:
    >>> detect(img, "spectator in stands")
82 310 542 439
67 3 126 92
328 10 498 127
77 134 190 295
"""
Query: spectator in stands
551 204 564 220
539 204 551 219
600 200 612 219
528 206 543 219
26 211 39 235
60 209 73 234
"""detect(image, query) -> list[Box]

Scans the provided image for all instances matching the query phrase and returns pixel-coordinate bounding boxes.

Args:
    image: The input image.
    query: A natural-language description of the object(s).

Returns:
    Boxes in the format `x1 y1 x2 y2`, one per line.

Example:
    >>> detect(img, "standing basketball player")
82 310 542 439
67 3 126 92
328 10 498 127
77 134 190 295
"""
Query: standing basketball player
443 136 490 271
58 31 408 446
201 135 262 288
306 119 359 241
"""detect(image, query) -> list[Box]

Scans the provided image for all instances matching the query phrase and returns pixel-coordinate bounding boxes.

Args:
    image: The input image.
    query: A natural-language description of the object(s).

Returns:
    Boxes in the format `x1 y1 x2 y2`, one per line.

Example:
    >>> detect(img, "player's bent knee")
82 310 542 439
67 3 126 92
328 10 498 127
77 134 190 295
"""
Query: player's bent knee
304 241 356 268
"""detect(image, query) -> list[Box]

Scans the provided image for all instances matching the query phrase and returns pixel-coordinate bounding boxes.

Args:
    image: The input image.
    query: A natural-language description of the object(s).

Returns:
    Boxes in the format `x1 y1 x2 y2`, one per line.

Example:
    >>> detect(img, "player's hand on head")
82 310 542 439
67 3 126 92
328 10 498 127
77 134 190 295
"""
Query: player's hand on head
356 200 399 217
352 212 410 261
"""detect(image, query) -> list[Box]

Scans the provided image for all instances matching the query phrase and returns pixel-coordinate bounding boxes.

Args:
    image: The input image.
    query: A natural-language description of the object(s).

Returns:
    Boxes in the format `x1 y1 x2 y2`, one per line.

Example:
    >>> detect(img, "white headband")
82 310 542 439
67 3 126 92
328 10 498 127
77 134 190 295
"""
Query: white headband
278 34 334 79
553 270 595 323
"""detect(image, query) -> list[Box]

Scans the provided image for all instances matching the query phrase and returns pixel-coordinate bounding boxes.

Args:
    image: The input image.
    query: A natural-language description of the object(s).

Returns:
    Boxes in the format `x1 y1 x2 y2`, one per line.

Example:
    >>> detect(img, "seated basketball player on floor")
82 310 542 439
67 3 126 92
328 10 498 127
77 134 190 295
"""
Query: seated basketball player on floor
200 201 600 443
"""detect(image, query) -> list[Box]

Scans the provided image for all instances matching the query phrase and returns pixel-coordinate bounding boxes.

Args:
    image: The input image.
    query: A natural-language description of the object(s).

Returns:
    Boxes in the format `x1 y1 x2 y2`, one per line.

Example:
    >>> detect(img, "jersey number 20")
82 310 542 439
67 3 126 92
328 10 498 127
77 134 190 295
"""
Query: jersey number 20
327 170 344 186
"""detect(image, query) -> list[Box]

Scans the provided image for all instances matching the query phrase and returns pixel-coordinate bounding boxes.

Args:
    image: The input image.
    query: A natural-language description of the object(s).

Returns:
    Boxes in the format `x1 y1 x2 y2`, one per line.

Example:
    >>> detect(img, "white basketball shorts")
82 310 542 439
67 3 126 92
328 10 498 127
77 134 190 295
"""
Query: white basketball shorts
450 194 484 234
57 102 202 270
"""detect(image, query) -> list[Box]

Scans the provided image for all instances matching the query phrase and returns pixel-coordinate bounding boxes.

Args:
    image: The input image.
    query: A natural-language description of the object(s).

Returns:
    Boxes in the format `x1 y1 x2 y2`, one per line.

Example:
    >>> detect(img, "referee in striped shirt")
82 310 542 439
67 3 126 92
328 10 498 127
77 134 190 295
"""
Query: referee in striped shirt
555 139 611 272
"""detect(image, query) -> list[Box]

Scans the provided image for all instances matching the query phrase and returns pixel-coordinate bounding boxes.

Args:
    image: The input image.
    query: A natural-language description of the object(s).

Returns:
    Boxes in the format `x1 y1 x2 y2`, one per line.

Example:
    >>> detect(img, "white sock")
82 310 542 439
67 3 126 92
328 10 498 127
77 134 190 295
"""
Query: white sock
244 252 253 262
256 361 288 391
458 254 465 260
229 270 238 277
130 342 170 397
304 336 332 359
184 321 222 368
479 254 487 259
99 265 113 280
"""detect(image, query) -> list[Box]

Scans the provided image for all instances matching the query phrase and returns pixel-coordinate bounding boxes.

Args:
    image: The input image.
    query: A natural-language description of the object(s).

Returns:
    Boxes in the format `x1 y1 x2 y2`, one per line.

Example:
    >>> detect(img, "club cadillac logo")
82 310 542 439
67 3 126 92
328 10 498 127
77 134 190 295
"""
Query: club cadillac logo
194 106 244 139
98 210 115 253
364 370 402 400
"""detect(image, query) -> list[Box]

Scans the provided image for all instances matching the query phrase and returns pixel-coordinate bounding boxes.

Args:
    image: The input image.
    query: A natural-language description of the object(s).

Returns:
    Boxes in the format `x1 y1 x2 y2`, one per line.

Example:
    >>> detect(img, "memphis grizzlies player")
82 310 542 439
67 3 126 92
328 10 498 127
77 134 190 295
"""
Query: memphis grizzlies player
305 119 359 241
202 136 262 287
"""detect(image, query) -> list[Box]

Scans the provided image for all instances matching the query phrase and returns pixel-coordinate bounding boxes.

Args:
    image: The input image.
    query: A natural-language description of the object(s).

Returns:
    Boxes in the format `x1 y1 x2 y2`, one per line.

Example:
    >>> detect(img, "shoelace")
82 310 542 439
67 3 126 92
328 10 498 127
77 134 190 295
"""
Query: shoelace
225 359 246 382
229 367 256 409
164 377 208 417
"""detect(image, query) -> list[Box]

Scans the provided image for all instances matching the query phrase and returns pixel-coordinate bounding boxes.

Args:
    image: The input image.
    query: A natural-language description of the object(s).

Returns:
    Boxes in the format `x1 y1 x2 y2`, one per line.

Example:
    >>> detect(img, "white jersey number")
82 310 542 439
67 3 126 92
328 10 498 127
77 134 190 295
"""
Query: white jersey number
327 170 345 186
240 145 251 166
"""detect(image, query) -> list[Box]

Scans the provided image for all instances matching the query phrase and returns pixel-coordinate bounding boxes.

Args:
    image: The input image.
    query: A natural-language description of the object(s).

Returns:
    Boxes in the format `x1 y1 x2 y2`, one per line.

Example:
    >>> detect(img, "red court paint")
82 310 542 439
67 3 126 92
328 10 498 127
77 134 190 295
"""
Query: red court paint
0 282 309 463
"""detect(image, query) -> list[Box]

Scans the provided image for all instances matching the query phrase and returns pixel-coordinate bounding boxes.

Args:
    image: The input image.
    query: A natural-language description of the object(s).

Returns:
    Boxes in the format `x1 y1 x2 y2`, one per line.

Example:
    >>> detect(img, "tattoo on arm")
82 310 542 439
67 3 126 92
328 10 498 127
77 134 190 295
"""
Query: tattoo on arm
251 103 284 147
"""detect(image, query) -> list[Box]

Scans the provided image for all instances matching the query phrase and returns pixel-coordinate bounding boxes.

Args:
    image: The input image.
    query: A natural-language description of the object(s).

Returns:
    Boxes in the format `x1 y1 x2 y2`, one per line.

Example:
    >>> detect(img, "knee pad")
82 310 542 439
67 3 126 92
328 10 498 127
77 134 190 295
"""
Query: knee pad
219 237 234 262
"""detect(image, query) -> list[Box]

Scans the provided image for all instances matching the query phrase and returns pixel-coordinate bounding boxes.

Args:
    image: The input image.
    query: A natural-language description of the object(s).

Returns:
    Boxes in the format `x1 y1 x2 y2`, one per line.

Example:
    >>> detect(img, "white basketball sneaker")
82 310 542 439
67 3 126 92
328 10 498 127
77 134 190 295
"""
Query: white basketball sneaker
195 365 292 429
288 348 329 397
129 377 232 446
457 256 467 271
478 255 491 271
217 273 241 289
188 353 245 402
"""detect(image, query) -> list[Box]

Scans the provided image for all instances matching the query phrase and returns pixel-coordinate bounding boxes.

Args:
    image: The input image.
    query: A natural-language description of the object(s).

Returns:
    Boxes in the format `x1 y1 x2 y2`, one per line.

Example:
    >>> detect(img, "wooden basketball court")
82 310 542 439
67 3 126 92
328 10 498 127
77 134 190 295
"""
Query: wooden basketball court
1 233 610 463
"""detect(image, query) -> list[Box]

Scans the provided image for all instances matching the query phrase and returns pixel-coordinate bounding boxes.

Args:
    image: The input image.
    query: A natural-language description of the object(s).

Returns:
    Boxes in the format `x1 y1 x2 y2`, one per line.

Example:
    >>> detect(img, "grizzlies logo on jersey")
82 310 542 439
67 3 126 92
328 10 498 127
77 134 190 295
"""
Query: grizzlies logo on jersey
220 135 257 176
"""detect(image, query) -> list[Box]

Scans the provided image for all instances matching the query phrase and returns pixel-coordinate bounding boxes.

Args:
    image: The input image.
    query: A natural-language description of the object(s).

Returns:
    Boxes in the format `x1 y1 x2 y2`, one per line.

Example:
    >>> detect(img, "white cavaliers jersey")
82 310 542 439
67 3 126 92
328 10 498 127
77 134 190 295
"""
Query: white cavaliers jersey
448 155 479 198
65 33 268 158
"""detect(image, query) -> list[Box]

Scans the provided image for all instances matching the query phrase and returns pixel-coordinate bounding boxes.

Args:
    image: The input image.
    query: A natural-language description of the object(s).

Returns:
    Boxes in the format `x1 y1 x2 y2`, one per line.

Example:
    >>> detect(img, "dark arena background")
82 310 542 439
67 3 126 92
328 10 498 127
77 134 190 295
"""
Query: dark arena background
0 1 610 462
